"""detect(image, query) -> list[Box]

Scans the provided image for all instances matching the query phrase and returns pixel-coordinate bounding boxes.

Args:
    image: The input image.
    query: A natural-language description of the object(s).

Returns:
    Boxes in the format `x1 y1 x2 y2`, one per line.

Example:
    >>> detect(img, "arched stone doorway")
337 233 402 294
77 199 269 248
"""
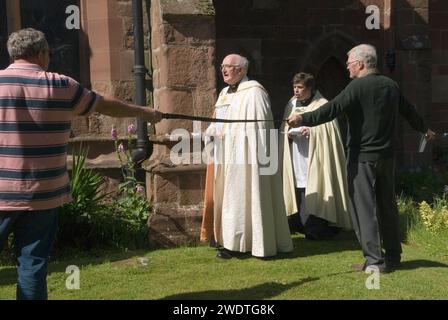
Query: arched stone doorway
316 56 350 100
298 30 356 75
316 56 350 149
299 30 355 150
20 0 81 81
0 0 8 69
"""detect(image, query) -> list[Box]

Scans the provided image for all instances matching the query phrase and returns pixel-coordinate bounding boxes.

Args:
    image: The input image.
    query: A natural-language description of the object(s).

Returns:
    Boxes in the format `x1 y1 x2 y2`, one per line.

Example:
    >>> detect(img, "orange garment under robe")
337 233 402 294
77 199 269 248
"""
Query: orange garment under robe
200 163 214 242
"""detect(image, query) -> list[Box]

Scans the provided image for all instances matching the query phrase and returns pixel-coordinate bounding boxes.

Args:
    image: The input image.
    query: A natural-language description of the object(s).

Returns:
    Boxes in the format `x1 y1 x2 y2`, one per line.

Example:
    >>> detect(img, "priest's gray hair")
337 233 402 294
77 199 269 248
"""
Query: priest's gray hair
348 44 377 69
237 55 250 71
7 28 49 60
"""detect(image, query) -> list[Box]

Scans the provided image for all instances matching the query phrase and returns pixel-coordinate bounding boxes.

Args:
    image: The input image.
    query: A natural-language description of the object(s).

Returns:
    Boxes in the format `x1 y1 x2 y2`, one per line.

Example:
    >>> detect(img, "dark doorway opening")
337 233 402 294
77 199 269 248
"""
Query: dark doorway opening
20 0 80 80
316 57 350 100
316 57 350 150
0 0 9 69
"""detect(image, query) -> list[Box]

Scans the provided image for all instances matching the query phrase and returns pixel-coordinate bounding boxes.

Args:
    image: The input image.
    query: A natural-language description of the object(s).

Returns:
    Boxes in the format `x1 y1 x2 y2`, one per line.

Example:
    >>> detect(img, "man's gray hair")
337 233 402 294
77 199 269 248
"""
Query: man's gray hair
348 44 377 69
237 55 250 70
7 28 49 60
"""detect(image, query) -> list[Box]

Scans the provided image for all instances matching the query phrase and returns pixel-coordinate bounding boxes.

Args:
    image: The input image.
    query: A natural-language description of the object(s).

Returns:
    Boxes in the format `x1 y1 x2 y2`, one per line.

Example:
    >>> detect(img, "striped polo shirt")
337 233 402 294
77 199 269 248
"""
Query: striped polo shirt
0 63 100 211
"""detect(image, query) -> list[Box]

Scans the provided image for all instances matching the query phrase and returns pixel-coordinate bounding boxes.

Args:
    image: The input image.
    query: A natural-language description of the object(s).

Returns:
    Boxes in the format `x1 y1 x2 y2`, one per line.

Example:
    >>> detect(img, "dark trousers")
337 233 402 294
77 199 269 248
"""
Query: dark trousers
0 208 58 300
295 188 308 225
347 158 402 266
289 188 339 239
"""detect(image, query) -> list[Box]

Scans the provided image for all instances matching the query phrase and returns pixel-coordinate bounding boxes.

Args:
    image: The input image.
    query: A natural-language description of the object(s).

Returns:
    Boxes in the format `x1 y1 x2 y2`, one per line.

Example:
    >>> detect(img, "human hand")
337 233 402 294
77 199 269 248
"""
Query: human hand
287 128 300 139
287 114 302 128
425 129 436 141
147 109 163 124
299 127 310 138
205 125 217 137
204 125 217 144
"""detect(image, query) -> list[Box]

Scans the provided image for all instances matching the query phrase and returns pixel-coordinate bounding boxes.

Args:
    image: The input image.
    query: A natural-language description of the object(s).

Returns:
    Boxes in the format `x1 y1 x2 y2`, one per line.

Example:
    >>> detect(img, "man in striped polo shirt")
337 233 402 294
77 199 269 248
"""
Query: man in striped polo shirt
0 28 162 299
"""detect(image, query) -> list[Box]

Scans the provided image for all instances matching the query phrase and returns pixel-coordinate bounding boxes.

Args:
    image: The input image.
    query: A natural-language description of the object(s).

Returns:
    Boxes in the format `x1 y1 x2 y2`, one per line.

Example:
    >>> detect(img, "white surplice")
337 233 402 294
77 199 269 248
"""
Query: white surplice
212 77 293 257
287 99 310 188
279 91 352 229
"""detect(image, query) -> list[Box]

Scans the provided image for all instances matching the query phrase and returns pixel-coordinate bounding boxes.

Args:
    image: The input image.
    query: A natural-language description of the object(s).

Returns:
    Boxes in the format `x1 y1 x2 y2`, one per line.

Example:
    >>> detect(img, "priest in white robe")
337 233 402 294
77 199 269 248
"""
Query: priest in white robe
202 54 293 258
280 73 352 239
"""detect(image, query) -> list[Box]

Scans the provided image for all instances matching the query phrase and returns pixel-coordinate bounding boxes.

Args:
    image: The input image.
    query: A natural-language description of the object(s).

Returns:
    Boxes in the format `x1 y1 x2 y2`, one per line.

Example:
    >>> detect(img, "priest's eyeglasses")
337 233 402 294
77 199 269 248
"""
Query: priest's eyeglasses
346 60 360 67
220 64 240 70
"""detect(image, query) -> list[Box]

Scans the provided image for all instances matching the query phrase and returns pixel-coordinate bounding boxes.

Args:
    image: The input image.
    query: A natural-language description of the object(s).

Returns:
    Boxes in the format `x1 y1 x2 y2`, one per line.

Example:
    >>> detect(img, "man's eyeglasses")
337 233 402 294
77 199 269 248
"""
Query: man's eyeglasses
220 64 240 70
346 60 360 67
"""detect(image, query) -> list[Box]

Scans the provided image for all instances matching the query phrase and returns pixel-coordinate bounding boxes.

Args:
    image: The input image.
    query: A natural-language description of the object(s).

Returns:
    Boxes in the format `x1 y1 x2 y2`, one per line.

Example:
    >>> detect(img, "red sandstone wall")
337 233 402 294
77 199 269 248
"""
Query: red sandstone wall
430 0 448 136
146 0 216 246
214 0 434 168
214 0 387 121
393 0 431 167
72 0 149 140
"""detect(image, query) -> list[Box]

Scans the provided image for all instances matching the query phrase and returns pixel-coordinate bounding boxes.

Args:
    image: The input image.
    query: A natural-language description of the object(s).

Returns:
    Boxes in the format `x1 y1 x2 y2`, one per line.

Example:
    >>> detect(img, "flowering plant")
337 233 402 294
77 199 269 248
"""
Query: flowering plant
112 125 151 232
419 198 448 233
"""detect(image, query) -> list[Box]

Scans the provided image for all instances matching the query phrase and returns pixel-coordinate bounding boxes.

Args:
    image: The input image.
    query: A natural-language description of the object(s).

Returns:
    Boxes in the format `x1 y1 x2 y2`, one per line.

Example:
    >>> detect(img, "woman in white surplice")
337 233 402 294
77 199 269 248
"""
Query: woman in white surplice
279 73 352 240
202 54 293 258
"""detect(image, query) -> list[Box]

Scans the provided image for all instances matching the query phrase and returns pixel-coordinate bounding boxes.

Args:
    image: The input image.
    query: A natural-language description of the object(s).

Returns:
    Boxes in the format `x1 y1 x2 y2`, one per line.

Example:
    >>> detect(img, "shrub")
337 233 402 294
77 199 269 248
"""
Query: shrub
55 136 152 252
396 169 447 204
0 234 15 265
56 146 109 250
112 124 150 232
397 195 420 242
109 124 152 248
419 197 448 233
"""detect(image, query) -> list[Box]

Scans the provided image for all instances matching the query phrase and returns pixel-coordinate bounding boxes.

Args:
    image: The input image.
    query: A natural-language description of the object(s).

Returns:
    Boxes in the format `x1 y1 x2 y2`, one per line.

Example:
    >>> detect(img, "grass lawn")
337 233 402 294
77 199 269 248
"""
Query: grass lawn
1 230 447 300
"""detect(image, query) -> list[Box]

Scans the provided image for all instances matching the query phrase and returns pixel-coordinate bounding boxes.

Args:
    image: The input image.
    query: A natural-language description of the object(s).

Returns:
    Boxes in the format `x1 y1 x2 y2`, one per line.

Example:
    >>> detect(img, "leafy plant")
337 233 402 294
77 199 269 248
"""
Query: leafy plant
56 138 151 251
396 169 447 204
397 194 420 242
68 146 107 215
419 196 448 233
56 145 108 249
110 125 151 247
0 234 15 265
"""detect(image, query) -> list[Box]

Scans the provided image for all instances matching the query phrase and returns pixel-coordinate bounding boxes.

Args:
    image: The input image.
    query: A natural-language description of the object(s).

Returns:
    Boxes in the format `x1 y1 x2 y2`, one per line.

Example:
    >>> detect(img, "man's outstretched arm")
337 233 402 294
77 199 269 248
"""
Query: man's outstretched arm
95 96 163 124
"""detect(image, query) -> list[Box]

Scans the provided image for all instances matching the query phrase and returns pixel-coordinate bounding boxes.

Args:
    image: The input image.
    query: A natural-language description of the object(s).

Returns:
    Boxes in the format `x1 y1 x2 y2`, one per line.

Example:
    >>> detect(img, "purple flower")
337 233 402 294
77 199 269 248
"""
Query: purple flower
118 143 125 153
136 185 145 194
111 127 118 140
128 123 136 135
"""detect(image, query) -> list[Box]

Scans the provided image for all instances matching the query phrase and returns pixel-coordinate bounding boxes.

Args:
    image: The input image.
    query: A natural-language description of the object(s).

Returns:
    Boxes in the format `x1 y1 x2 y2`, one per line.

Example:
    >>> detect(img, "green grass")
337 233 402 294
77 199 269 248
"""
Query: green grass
1 230 447 300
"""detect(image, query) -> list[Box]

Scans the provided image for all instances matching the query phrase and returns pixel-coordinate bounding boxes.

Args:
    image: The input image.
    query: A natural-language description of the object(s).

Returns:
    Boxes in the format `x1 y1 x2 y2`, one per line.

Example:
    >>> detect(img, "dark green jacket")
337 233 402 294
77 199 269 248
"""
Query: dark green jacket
301 72 427 162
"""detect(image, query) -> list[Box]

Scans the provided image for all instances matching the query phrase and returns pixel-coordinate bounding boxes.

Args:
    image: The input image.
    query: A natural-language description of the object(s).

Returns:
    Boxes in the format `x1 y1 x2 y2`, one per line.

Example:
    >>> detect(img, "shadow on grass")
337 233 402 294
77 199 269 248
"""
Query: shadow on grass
0 266 15 286
160 277 318 300
0 248 151 287
287 231 360 259
399 259 448 271
204 231 360 261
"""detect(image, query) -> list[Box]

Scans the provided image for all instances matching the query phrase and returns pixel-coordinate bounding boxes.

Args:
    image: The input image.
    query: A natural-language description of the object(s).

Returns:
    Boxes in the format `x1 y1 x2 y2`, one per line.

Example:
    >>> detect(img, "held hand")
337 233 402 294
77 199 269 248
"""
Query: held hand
425 129 436 141
205 126 217 137
299 127 310 138
287 114 302 128
148 109 163 124
204 125 217 143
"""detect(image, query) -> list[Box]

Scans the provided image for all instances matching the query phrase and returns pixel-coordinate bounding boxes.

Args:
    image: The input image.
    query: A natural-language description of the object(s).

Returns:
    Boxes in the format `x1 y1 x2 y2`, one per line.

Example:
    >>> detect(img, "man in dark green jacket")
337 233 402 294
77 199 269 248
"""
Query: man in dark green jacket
288 44 436 273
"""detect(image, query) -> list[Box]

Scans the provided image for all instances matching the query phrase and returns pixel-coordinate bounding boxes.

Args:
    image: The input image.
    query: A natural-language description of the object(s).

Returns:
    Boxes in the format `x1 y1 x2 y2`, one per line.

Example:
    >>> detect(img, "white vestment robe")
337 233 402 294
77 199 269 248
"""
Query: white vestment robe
287 98 310 188
279 91 352 230
212 77 293 257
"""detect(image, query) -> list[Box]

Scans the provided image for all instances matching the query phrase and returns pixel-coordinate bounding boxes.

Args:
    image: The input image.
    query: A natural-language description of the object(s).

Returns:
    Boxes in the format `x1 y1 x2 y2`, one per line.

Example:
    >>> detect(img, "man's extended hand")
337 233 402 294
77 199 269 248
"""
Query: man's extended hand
425 129 436 141
95 96 163 124
148 109 163 124
287 114 303 128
